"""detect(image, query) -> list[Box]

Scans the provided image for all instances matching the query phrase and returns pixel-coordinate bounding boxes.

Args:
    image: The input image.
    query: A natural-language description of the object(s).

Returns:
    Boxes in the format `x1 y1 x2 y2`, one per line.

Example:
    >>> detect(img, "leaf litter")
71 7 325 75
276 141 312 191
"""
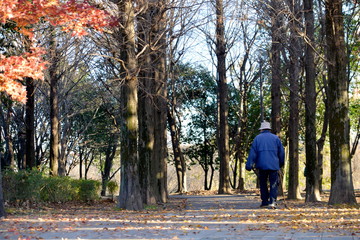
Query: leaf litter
0 191 359 239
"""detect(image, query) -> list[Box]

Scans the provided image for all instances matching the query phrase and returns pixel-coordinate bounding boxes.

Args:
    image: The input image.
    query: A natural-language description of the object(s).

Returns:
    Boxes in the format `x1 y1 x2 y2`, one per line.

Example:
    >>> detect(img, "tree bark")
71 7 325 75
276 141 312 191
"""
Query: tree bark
287 0 302 200
148 0 168 204
118 0 143 211
304 0 321 203
49 31 60 176
167 107 186 193
270 0 283 136
215 0 231 194
79 146 83 179
152 89 168 203
317 96 328 193
325 0 357 205
58 111 70 175
101 135 117 196
236 81 248 191
25 77 36 169
269 0 284 196
14 111 26 169
137 6 155 205
167 16 187 193
151 21 168 204
0 102 15 169
137 0 168 204
0 161 5 217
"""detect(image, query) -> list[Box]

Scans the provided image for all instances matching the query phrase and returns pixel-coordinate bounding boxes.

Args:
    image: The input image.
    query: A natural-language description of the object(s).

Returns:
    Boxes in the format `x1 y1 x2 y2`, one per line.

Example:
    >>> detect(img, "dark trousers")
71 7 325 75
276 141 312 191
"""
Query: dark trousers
259 170 278 205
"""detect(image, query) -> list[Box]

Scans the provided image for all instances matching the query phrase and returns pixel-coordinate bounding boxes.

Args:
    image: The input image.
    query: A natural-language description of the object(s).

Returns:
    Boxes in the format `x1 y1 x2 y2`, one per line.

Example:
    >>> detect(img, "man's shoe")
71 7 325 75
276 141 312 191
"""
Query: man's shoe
260 203 268 208
268 202 277 209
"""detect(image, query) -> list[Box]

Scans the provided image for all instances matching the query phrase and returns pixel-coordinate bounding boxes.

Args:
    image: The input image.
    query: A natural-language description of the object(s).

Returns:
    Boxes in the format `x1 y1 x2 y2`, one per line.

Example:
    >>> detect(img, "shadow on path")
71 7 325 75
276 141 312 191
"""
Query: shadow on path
171 194 261 210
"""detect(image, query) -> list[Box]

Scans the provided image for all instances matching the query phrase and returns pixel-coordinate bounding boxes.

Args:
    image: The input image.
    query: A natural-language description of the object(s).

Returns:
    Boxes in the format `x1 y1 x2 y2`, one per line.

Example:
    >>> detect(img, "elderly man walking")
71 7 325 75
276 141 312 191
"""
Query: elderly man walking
246 121 285 208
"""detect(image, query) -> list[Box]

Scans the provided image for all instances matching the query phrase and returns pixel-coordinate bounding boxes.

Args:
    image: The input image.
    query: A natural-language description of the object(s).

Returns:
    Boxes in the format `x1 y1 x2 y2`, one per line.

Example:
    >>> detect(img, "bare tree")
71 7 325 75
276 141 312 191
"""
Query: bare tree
48 27 60 176
214 0 231 194
166 0 198 194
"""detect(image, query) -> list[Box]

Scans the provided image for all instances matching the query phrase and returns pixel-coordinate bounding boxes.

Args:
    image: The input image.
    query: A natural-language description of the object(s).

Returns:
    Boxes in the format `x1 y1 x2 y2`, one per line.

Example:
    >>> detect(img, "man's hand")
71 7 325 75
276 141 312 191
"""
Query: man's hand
245 166 252 171
246 164 255 171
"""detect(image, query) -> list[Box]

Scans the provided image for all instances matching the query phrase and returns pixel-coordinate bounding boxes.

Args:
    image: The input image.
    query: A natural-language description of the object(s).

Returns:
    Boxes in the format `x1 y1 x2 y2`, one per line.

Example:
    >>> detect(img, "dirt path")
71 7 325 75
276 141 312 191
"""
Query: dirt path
0 193 359 239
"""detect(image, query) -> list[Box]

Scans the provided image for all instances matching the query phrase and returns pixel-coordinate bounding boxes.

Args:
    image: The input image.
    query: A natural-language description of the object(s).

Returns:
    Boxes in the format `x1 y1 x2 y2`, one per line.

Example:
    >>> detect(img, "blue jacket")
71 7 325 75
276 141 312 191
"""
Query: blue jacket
246 130 285 171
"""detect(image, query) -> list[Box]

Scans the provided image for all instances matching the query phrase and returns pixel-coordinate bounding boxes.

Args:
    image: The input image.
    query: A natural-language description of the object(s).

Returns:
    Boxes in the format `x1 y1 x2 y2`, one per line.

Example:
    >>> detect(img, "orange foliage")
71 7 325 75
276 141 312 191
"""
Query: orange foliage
0 0 113 103
0 48 47 103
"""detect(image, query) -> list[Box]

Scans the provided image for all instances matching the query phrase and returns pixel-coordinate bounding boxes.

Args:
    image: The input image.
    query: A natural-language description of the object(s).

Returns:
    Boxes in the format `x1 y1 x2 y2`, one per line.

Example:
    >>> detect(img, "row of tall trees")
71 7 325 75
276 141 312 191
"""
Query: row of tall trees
0 0 359 215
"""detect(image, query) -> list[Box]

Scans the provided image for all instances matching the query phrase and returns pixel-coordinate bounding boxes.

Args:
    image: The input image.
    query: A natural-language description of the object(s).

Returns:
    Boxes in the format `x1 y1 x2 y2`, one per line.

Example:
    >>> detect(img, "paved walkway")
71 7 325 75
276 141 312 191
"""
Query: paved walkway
176 194 359 239
0 194 359 239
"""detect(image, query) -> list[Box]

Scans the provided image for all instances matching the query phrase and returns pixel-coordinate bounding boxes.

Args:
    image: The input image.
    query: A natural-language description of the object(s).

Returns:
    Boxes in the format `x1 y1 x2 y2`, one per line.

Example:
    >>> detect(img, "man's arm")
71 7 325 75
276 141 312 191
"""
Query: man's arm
246 143 257 171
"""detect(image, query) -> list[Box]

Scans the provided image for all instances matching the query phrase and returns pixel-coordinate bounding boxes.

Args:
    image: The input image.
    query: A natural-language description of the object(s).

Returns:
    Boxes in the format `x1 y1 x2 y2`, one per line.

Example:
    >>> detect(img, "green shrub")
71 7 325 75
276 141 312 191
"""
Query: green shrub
2 170 17 202
40 176 77 202
74 179 101 202
107 181 118 196
3 169 44 203
2 170 101 203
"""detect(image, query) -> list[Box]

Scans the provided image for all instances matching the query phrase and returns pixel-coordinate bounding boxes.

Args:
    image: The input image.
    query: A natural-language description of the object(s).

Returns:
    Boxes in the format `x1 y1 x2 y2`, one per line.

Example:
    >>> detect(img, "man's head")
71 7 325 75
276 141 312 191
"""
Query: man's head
259 121 271 131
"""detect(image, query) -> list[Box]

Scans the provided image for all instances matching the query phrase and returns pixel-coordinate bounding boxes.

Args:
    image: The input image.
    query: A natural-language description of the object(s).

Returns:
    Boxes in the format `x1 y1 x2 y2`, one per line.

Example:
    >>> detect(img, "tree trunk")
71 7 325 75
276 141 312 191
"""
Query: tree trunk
138 86 155 204
269 0 284 196
149 0 168 204
236 91 248 191
287 0 302 200
270 0 282 136
79 146 83 179
49 32 60 176
25 77 36 169
215 0 231 194
0 161 6 217
167 16 187 193
137 0 168 204
15 118 26 170
317 97 328 193
101 135 117 196
238 161 245 191
325 0 357 205
84 150 94 180
58 114 70 176
0 102 15 169
304 0 321 203
167 107 186 193
204 167 209 190
152 90 168 203
151 31 168 203
137 3 154 205
118 0 143 211
235 50 251 191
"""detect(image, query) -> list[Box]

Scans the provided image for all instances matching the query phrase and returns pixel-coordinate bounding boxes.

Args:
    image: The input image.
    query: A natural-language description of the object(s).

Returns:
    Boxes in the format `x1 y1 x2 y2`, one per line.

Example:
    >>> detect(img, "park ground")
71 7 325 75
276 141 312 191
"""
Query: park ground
0 190 359 240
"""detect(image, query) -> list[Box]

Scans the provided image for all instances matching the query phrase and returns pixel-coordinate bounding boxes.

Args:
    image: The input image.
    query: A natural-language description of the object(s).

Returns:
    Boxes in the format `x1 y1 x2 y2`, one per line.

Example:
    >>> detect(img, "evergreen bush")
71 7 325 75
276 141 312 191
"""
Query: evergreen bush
3 169 43 202
2 170 101 203
40 176 77 202
74 179 101 202
107 180 118 196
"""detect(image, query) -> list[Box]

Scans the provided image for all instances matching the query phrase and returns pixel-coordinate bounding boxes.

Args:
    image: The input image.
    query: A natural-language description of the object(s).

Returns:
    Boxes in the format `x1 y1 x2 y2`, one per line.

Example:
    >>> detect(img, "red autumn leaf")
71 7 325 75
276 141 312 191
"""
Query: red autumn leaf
0 0 114 103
